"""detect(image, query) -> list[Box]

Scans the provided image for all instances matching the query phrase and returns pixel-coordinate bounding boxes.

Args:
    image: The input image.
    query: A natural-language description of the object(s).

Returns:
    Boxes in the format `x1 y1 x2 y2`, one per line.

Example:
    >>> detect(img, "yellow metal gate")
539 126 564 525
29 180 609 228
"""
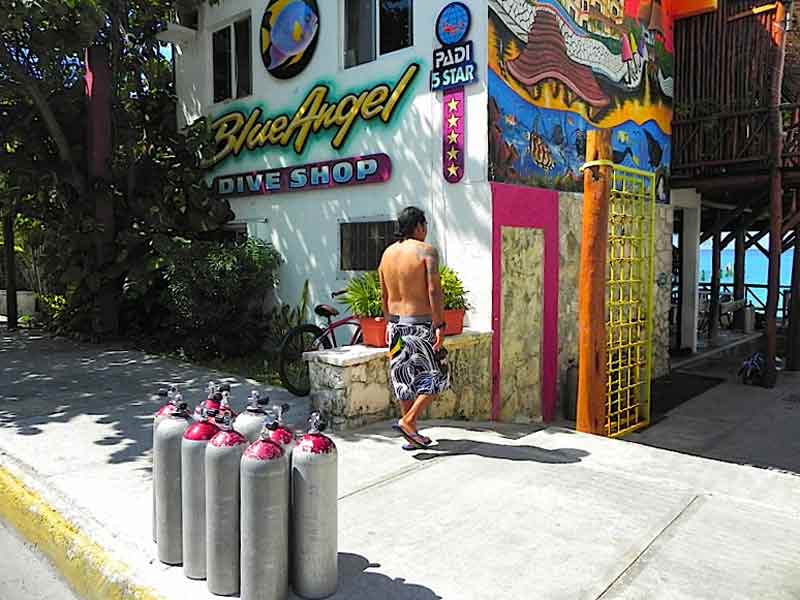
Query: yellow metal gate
606 165 656 437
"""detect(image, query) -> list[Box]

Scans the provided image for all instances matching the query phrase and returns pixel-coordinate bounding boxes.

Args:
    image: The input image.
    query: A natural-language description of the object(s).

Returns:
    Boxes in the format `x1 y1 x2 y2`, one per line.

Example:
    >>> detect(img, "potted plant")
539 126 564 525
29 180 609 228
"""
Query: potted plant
440 266 471 336
341 272 386 347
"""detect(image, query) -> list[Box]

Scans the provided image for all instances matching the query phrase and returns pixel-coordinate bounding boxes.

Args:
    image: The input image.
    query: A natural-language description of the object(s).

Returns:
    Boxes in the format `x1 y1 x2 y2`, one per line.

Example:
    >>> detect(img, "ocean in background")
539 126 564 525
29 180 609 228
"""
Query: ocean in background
698 248 795 308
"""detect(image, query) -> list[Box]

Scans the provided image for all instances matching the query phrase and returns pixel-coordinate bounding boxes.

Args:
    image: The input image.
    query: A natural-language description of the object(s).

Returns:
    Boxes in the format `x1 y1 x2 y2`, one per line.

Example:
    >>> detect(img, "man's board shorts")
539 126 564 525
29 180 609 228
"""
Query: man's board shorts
387 315 450 402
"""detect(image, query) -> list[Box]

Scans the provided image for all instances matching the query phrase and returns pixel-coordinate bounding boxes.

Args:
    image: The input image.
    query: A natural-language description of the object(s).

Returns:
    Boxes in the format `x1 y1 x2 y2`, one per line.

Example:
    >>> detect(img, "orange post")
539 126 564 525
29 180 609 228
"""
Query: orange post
577 129 612 435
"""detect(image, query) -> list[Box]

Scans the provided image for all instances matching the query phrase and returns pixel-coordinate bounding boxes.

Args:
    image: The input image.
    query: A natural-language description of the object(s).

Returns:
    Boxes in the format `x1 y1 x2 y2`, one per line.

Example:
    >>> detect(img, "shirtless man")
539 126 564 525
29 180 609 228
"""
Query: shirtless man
379 206 450 449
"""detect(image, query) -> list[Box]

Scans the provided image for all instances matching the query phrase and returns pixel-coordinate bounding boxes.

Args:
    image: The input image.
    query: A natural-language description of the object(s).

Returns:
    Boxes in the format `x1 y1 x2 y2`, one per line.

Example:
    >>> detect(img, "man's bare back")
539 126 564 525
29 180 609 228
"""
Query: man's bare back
379 239 444 324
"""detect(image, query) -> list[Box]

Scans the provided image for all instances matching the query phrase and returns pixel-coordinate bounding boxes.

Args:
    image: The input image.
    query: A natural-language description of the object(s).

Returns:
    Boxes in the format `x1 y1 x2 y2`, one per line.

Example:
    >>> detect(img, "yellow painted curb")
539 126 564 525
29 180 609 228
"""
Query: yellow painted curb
0 464 162 600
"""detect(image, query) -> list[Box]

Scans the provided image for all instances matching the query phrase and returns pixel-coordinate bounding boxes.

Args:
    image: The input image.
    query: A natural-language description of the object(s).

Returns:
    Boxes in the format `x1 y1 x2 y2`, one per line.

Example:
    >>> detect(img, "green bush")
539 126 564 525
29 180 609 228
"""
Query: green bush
120 237 282 358
164 238 282 357
440 266 471 310
340 272 383 318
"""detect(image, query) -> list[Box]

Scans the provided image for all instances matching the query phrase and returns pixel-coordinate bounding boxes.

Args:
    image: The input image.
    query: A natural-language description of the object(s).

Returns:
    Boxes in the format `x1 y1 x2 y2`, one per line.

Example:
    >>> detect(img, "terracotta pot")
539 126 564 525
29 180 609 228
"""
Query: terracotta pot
359 317 387 347
443 309 465 336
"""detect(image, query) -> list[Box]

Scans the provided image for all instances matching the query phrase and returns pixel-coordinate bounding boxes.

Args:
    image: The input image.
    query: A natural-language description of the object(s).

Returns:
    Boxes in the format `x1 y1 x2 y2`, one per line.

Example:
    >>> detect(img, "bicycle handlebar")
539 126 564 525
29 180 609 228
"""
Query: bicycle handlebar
331 290 347 299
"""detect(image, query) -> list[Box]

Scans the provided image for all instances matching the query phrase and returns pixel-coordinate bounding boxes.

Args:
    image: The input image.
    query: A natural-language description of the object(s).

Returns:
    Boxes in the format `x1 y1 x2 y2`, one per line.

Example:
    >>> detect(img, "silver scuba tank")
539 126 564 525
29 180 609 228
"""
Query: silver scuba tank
181 408 220 580
240 422 289 600
151 385 174 543
193 381 219 421
154 395 192 565
234 390 271 442
291 413 338 599
205 413 248 596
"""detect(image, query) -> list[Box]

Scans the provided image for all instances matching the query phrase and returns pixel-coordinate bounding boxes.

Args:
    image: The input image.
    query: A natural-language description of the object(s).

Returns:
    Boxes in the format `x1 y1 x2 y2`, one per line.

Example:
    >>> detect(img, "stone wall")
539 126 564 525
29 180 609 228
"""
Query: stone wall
307 331 492 431
652 205 674 379
557 193 583 415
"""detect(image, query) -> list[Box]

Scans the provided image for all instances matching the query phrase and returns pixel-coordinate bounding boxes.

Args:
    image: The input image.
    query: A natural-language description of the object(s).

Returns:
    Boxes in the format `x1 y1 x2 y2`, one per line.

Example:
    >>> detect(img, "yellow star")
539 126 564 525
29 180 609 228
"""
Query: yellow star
447 131 459 144
447 147 459 161
447 163 459 178
447 97 460 112
447 115 460 129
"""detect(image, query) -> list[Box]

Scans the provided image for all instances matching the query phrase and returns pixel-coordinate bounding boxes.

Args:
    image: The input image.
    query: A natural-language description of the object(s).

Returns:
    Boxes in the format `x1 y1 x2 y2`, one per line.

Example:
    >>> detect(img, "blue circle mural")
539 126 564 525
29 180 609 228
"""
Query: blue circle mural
436 2 471 47
261 0 320 80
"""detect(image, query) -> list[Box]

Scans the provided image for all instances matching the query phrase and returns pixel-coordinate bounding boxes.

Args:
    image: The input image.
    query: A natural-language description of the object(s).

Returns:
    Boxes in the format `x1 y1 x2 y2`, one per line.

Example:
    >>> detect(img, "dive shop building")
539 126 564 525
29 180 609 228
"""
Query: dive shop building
163 0 677 429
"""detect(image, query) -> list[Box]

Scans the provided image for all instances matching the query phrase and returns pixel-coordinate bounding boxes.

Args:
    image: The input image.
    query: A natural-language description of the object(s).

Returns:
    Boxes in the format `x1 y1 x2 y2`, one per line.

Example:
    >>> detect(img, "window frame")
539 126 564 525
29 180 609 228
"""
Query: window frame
209 11 253 107
337 215 399 276
342 0 414 70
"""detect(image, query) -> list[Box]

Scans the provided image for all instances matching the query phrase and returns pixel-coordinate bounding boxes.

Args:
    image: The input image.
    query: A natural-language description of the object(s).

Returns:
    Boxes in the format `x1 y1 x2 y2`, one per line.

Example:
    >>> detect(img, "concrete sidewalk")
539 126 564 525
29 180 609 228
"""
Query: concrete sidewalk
2 330 800 600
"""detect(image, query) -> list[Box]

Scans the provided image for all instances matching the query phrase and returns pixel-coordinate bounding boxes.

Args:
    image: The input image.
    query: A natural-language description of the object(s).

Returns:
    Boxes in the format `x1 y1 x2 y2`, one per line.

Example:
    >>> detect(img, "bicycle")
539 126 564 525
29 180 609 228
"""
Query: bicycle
278 290 364 396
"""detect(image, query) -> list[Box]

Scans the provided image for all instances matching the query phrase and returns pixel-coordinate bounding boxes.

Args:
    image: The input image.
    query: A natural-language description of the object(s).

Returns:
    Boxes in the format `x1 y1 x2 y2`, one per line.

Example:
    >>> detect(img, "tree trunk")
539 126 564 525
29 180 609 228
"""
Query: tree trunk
86 45 119 336
3 212 17 331
577 129 612 436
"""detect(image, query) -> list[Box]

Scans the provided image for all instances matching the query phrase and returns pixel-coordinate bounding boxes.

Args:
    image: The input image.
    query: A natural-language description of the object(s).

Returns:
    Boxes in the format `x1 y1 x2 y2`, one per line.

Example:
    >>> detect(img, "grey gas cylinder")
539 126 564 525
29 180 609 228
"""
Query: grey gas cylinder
234 390 270 442
206 414 249 596
151 385 174 543
154 396 192 565
291 413 338 599
193 381 219 421
268 403 296 460
181 409 220 580
240 427 289 600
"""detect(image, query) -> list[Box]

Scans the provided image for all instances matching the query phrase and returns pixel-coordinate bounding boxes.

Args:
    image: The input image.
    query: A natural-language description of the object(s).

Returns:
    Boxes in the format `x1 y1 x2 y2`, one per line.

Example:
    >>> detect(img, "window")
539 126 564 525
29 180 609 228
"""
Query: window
199 223 248 245
212 16 252 104
340 220 397 271
344 0 413 68
177 9 199 29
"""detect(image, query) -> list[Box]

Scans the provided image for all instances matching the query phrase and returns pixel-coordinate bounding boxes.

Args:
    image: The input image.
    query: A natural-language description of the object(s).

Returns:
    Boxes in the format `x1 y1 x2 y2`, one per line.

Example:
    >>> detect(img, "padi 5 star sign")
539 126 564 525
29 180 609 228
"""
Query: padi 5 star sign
206 63 421 168
430 2 478 92
433 3 478 185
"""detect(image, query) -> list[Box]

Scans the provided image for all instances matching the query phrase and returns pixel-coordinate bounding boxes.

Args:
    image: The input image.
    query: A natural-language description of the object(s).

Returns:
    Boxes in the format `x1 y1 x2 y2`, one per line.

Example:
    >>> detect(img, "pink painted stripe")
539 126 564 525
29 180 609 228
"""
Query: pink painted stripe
491 182 559 423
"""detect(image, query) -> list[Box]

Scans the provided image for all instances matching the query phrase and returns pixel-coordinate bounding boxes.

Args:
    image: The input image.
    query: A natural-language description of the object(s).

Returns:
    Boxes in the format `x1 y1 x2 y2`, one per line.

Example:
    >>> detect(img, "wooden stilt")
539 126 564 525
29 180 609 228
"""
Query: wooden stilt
710 209 722 343
764 2 787 387
765 171 783 387
577 129 612 436
788 229 800 370
734 227 746 329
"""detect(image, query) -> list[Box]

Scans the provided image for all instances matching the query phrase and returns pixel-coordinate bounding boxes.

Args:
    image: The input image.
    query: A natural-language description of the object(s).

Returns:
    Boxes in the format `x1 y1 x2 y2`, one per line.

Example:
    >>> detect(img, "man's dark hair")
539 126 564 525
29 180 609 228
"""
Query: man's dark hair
397 206 426 239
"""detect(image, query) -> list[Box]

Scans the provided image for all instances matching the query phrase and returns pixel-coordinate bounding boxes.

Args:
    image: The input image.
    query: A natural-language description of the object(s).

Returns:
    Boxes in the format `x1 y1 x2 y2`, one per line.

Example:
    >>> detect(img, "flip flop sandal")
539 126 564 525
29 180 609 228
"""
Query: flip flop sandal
392 422 431 449
402 435 432 451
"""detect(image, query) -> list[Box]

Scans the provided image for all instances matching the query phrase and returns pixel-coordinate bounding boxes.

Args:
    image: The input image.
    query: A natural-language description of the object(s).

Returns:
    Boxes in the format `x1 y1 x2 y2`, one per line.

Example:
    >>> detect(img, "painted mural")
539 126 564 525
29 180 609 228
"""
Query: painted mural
488 0 673 193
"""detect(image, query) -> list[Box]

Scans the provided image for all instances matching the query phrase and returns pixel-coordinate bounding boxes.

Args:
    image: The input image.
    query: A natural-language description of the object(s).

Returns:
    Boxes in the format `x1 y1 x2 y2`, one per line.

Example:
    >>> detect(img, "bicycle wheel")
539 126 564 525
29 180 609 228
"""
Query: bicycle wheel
278 324 332 397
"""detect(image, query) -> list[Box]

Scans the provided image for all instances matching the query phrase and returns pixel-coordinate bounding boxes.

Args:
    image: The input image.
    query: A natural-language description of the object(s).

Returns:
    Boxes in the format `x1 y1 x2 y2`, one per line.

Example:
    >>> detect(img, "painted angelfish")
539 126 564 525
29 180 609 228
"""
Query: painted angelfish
265 0 319 70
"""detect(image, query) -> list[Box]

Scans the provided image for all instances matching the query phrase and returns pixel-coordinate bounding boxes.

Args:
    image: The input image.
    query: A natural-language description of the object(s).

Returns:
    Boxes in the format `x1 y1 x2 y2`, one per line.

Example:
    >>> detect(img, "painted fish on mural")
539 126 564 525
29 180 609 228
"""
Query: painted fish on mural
529 130 556 172
265 0 319 70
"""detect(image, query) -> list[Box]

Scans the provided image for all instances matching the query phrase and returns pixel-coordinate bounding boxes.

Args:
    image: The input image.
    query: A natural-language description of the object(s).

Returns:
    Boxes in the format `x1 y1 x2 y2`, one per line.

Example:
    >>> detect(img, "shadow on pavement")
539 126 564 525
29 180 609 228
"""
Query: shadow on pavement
409 438 589 463
0 331 305 468
318 552 442 600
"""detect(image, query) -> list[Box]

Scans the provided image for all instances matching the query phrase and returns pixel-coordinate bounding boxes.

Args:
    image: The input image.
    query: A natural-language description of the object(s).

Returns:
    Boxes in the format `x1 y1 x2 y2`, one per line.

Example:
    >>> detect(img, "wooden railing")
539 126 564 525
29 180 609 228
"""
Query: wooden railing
781 103 800 169
697 282 792 322
672 108 772 179
672 104 800 178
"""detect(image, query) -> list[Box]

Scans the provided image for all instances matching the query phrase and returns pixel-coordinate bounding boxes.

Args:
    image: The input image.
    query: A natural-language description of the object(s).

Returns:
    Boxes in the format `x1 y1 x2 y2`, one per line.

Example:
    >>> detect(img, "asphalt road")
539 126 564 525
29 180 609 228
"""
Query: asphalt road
0 518 78 600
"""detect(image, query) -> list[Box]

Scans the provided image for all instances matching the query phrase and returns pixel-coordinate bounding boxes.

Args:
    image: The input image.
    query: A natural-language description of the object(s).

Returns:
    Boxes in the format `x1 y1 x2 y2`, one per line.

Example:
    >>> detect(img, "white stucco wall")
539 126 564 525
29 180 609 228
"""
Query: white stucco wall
173 0 492 329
